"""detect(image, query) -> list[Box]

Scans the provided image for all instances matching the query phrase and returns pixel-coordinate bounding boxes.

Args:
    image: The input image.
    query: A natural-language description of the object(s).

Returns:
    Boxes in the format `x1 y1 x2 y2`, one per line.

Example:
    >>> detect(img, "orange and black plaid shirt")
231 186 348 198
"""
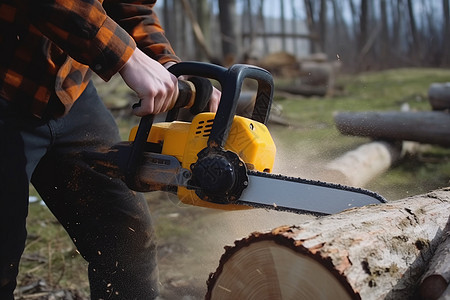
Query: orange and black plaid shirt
0 0 180 118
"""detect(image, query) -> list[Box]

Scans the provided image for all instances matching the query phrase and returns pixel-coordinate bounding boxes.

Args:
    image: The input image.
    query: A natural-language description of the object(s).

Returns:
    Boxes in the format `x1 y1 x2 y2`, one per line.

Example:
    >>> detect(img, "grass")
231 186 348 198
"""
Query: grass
19 68 450 297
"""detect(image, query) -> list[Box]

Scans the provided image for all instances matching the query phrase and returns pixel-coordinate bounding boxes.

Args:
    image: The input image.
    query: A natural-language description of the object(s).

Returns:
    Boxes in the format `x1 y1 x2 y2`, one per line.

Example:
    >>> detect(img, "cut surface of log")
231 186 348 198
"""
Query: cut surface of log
334 111 450 147
209 240 351 300
207 188 450 300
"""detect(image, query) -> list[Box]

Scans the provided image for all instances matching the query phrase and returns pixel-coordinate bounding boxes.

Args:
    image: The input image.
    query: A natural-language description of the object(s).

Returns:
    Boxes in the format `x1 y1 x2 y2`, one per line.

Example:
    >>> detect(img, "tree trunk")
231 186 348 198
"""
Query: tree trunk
218 0 238 66
318 0 327 53
304 0 317 53
358 0 368 68
334 111 450 147
206 189 450 300
442 0 450 66
407 0 420 57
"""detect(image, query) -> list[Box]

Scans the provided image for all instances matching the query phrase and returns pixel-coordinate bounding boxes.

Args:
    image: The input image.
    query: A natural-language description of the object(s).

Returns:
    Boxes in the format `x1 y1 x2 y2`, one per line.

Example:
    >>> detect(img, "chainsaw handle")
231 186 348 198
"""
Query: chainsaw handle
168 62 274 148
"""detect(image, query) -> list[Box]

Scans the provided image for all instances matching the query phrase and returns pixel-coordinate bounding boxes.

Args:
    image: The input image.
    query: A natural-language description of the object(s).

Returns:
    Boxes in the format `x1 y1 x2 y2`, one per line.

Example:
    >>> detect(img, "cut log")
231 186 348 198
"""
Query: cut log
418 221 450 300
334 111 450 147
320 141 401 187
321 141 422 187
206 188 450 300
429 83 450 111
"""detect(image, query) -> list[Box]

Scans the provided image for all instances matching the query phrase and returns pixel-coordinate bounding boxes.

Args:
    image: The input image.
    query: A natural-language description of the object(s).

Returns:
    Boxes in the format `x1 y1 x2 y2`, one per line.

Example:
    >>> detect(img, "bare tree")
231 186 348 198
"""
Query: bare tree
218 0 238 66
379 0 389 68
442 0 450 66
304 0 317 53
407 0 420 57
319 0 327 52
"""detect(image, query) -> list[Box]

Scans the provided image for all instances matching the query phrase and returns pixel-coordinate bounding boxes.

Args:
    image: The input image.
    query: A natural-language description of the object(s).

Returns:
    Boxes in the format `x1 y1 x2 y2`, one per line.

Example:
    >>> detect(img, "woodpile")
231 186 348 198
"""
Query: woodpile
256 52 341 97
206 188 450 300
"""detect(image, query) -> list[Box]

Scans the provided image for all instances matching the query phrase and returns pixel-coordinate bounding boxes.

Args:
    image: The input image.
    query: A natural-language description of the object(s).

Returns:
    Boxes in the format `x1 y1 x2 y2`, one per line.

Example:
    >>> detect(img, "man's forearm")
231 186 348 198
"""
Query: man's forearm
103 0 180 65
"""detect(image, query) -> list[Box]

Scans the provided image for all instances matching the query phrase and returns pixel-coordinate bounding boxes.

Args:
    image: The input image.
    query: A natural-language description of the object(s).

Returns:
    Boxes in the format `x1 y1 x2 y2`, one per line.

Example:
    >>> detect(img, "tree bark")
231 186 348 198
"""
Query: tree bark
418 221 450 300
442 0 450 66
206 189 450 300
218 0 238 66
407 0 420 57
334 111 450 147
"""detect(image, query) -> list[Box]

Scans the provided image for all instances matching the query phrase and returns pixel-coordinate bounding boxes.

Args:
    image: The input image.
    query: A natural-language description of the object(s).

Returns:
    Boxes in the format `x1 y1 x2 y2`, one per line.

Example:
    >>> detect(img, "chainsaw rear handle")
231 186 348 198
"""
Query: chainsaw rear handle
168 62 274 148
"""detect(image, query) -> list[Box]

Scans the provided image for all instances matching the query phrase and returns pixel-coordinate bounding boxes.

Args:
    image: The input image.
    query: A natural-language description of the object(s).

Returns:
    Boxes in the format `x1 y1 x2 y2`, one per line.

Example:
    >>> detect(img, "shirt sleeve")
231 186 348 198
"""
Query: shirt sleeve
23 0 137 81
102 0 181 65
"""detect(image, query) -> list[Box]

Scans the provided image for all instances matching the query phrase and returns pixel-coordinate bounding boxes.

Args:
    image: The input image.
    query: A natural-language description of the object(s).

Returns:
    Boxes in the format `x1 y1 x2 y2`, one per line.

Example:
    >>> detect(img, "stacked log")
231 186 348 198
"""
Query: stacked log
206 189 450 300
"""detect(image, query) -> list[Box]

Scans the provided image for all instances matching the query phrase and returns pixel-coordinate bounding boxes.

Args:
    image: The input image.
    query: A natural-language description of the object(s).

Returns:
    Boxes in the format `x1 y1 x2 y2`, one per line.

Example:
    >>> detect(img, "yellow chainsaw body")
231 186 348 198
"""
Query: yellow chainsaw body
129 112 276 209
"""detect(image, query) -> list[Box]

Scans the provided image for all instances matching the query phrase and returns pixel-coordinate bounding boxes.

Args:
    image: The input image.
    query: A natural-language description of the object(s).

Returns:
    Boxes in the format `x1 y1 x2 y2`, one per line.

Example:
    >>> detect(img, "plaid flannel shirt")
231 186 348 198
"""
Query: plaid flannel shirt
0 0 180 118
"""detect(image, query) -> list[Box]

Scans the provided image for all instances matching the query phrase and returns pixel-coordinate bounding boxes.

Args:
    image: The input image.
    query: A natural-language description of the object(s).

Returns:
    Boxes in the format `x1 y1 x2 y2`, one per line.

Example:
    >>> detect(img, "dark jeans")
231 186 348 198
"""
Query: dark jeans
0 82 159 299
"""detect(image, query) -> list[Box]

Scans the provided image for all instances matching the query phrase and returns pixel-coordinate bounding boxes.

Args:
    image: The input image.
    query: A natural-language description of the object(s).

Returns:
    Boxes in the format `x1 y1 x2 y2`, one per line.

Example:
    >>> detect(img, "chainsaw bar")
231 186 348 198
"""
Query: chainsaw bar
132 153 386 216
236 171 387 216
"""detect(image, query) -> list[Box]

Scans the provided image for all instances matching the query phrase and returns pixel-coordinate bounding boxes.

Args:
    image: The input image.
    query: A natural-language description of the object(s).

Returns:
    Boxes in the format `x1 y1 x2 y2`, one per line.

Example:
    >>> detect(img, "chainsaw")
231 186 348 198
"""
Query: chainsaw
85 62 386 216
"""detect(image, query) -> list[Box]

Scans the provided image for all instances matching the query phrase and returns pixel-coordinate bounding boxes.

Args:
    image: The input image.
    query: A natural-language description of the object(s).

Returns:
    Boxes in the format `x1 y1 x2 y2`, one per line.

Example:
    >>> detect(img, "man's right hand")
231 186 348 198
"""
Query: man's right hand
119 48 179 116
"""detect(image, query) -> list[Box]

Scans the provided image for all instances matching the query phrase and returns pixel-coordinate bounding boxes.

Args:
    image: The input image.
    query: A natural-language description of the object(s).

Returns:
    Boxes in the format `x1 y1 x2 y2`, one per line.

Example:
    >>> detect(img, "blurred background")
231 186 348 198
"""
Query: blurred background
157 0 449 71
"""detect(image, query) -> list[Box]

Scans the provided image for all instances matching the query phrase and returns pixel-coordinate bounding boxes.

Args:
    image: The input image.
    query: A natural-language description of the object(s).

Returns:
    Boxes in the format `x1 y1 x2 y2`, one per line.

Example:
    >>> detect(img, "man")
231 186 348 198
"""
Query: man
0 0 219 299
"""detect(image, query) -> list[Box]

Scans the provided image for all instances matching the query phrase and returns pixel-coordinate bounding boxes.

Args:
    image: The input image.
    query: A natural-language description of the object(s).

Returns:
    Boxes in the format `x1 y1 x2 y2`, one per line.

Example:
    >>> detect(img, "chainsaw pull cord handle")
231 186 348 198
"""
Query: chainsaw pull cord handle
168 62 274 148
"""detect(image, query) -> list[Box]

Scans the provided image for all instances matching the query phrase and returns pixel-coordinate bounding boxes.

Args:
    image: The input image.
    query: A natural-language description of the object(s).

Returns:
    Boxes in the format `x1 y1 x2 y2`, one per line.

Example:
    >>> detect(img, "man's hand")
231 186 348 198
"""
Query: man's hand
208 87 221 112
164 62 221 113
119 48 179 116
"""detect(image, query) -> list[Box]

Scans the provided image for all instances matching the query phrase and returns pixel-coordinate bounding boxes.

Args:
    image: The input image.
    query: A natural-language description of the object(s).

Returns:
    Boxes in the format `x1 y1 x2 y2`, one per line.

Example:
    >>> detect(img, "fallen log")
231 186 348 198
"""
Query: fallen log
321 141 401 187
418 221 450 300
428 83 450 111
334 111 450 147
321 141 423 187
206 188 450 300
